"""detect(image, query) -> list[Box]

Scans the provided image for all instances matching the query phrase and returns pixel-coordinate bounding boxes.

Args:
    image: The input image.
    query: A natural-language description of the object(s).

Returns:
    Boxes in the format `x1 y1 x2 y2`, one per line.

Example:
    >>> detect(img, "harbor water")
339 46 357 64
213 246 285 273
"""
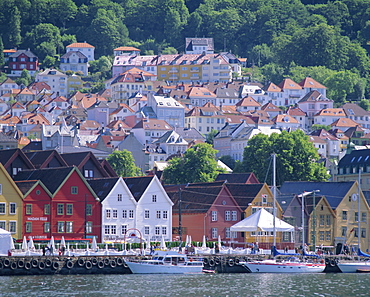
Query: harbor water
1 273 370 297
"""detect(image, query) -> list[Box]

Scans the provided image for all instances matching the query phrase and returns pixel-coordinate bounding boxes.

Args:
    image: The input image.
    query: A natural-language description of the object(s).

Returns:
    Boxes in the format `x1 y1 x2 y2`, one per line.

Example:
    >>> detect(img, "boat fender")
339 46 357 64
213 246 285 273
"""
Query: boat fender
78 258 85 266
31 259 38 268
214 257 220 265
110 260 117 268
203 258 208 265
325 258 330 265
116 258 124 266
45 259 52 267
92 258 98 265
0 262 3 270
10 262 17 270
52 261 60 270
104 258 110 266
235 258 240 265
123 261 128 268
66 260 74 269
17 259 25 268
209 259 215 266
3 259 10 267
24 262 31 270
98 261 104 269
330 259 336 267
228 259 234 267
85 261 93 270
320 259 325 264
38 261 46 270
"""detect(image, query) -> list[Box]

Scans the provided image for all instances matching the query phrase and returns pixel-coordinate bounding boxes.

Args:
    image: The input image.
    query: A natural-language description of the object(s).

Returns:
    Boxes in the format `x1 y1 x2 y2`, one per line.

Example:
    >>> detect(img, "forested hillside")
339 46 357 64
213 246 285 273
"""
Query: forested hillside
1 0 370 101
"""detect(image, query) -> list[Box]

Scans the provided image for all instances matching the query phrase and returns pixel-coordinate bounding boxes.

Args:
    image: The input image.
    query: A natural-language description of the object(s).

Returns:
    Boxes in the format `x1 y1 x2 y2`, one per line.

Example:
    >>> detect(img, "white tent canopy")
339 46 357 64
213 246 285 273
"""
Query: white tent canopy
0 228 12 255
230 208 294 232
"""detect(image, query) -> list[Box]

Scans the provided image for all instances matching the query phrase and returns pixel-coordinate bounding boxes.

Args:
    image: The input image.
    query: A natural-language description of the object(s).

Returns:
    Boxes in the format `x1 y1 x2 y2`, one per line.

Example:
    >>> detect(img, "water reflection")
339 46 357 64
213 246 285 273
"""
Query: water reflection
0 273 369 297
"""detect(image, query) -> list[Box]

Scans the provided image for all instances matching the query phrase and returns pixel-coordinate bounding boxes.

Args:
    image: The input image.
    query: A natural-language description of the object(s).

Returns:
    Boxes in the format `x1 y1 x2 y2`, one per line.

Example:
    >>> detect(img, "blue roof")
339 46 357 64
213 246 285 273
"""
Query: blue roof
279 181 356 209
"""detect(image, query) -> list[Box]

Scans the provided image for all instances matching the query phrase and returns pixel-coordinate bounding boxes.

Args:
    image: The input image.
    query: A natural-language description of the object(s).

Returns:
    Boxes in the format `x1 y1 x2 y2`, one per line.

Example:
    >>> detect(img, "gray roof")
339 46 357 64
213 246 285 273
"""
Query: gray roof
279 181 356 209
87 177 119 201
9 49 37 58
61 51 87 59
174 127 205 142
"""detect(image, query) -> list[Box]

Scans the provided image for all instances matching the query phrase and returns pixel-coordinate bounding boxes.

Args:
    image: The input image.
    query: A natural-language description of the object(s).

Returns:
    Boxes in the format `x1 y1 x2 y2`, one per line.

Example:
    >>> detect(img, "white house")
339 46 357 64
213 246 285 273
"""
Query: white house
66 42 95 62
36 69 68 97
147 93 185 128
124 175 173 241
88 177 137 243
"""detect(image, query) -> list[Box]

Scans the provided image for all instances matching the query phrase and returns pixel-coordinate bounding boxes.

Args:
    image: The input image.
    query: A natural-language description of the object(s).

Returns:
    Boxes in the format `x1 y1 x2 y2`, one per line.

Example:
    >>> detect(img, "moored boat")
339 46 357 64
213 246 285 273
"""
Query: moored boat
125 251 203 274
244 257 326 273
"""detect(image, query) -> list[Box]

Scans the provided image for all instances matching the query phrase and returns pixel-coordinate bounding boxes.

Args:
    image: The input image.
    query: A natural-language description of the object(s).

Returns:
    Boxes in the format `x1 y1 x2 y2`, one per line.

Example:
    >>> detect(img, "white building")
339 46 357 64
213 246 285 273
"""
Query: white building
147 93 185 128
66 42 95 61
36 69 68 97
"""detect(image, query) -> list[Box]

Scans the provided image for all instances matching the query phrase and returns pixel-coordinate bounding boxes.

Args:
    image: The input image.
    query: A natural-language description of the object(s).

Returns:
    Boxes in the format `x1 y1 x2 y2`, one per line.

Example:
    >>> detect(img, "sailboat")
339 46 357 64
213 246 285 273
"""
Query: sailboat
337 169 370 273
244 154 326 273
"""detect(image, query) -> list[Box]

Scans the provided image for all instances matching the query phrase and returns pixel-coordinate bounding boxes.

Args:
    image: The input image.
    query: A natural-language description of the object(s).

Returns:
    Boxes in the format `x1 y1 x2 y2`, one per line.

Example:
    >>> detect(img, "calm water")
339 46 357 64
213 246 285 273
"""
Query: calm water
0 273 369 297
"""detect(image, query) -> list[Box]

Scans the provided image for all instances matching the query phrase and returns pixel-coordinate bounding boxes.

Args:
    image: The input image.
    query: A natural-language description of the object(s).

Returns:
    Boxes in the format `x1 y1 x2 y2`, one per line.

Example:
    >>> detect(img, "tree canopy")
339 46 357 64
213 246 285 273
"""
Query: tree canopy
107 150 141 177
163 143 226 184
235 130 329 186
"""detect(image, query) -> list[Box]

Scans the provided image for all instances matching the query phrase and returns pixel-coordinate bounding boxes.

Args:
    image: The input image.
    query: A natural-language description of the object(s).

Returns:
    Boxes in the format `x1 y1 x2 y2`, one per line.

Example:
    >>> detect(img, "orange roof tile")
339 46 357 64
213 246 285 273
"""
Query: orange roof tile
67 42 94 48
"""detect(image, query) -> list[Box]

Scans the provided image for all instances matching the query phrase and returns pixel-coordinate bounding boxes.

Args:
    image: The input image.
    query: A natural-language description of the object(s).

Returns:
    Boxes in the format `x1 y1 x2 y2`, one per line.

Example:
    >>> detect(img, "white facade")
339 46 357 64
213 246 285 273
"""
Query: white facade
135 176 173 242
101 178 137 242
36 69 68 97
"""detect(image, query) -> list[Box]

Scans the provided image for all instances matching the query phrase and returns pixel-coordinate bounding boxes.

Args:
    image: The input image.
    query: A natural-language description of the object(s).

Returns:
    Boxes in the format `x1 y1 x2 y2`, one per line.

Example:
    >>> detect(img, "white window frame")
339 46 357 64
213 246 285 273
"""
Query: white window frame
145 210 150 219
212 227 218 239
211 211 217 221
9 203 16 215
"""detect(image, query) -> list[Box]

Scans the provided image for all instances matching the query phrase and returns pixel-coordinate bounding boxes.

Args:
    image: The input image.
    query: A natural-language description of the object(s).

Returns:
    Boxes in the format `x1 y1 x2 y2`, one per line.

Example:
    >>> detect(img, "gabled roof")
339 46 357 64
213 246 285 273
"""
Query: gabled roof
188 87 216 98
236 96 261 107
331 118 361 129
114 46 140 52
315 108 345 117
170 185 227 214
9 49 37 58
298 90 332 103
61 151 110 177
87 177 120 201
279 181 356 209
339 149 370 167
124 176 154 201
262 82 282 92
14 166 75 194
286 106 306 116
225 183 267 209
25 150 68 169
215 173 260 184
261 102 283 113
273 114 299 124
61 51 87 59
298 77 326 89
277 78 302 90
0 148 34 170
341 102 370 117
310 129 338 141
15 179 52 197
67 42 95 48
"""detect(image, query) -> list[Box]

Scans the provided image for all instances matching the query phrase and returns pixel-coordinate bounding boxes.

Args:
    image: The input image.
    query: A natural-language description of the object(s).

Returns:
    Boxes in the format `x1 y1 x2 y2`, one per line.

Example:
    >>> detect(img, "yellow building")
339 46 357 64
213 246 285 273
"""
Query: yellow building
280 181 370 252
0 163 23 240
225 183 285 247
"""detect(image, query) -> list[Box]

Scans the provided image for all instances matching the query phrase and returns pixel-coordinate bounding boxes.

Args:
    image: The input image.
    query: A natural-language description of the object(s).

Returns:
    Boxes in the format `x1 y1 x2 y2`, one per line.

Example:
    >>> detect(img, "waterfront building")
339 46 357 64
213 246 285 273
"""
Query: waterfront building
0 163 24 240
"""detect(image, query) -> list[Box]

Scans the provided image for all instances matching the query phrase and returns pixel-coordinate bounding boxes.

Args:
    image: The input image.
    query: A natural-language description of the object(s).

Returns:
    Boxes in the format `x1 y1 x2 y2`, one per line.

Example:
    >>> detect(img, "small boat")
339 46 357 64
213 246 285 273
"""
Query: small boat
125 251 203 274
244 257 326 273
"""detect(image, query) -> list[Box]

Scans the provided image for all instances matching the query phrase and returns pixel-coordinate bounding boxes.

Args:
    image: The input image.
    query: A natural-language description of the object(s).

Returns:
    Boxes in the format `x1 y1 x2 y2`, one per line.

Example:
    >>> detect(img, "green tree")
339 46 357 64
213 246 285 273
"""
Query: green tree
311 124 332 131
89 56 112 73
8 6 22 47
237 130 329 186
15 69 32 87
359 99 370 111
163 143 226 184
107 150 141 177
205 129 219 145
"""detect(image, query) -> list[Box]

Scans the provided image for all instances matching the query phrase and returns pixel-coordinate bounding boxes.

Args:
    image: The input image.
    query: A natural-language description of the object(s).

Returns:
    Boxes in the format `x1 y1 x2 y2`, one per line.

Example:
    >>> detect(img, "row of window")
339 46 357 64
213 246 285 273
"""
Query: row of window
211 211 238 222
25 221 93 234
341 227 366 238
0 203 17 215
0 221 16 233
104 225 167 236
211 227 237 239
342 211 367 222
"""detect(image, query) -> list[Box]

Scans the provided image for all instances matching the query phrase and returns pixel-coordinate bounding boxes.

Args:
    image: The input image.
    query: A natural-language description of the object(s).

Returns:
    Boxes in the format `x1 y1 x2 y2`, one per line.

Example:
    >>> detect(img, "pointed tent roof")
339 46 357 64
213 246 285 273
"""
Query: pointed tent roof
230 208 294 232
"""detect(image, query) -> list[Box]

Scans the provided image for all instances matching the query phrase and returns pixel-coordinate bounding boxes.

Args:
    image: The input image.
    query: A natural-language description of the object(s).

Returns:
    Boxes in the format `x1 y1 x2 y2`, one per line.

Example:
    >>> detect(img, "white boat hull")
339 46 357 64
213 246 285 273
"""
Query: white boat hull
245 260 325 273
337 262 370 273
126 261 203 274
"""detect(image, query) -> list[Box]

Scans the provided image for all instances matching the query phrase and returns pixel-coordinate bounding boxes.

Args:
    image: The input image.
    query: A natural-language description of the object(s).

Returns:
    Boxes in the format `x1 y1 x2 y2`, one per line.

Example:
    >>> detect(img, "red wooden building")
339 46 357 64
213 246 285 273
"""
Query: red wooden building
14 166 102 242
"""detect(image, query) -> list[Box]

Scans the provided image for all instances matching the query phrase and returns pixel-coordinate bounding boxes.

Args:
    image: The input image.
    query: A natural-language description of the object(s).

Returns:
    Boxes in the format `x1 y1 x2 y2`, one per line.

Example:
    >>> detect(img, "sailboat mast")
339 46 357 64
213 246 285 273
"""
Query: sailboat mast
272 153 276 248
358 168 361 260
